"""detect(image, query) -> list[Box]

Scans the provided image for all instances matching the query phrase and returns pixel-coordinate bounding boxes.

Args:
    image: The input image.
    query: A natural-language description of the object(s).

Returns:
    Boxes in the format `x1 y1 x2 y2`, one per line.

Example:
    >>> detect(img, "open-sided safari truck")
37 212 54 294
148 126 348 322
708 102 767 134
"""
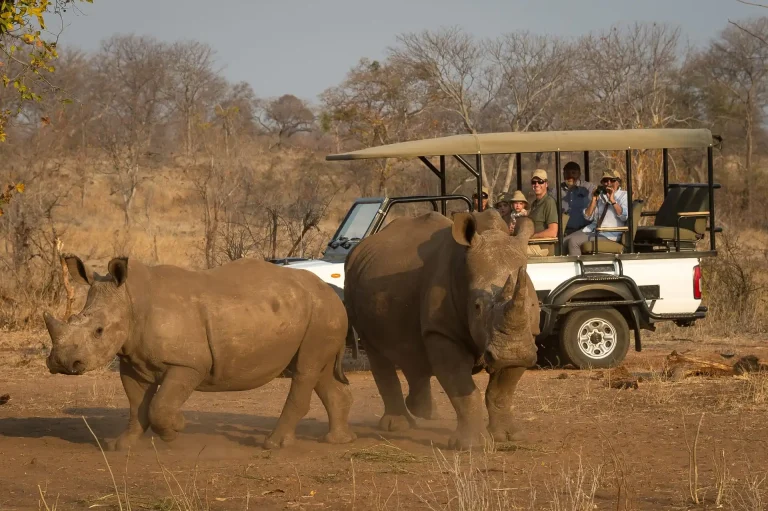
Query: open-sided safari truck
274 128 720 369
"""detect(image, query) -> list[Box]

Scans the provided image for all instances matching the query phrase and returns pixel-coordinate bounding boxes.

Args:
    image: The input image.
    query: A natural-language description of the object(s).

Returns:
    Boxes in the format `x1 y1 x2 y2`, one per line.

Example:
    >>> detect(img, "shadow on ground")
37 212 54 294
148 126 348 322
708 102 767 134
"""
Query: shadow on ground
0 407 455 451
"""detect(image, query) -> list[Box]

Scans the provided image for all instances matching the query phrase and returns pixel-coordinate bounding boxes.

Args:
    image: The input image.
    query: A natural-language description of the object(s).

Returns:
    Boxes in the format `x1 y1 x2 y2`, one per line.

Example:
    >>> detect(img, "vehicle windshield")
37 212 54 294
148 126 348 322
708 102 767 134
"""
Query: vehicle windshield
335 202 380 240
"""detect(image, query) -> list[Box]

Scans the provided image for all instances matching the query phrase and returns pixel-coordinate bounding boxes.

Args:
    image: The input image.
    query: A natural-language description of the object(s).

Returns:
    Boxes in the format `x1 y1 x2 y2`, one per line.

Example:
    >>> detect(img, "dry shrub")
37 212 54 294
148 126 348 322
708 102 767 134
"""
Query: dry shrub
409 447 607 511
740 370 768 406
0 254 66 330
697 228 768 336
410 447 521 510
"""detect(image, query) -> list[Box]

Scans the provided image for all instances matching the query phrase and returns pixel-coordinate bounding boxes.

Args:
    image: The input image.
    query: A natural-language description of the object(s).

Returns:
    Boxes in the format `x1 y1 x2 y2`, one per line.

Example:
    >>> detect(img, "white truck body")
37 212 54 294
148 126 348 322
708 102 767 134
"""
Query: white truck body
282 255 702 316
273 197 708 369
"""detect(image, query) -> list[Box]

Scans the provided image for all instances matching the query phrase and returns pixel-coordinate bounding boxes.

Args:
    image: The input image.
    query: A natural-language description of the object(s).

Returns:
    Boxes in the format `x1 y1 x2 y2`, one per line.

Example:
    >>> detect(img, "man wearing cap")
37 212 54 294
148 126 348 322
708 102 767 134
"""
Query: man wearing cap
550 161 595 234
495 190 529 233
472 186 489 211
527 169 559 256
563 169 628 256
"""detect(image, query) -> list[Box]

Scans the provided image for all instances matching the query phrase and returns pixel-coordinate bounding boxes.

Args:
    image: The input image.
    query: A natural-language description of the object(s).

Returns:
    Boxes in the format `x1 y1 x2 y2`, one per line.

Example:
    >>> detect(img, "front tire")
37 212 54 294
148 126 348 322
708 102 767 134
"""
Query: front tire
559 308 630 369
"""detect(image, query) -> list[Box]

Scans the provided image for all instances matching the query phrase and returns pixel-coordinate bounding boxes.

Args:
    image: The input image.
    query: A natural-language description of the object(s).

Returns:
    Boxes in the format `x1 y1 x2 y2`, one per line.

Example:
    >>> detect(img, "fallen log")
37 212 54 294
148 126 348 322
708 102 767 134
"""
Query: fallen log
665 350 767 380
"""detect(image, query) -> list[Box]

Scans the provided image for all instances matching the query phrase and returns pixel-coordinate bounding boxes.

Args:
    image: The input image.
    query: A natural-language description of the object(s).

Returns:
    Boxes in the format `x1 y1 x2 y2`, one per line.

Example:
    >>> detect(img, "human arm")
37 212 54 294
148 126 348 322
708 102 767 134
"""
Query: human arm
531 222 558 239
530 200 559 239
605 188 627 221
583 195 598 221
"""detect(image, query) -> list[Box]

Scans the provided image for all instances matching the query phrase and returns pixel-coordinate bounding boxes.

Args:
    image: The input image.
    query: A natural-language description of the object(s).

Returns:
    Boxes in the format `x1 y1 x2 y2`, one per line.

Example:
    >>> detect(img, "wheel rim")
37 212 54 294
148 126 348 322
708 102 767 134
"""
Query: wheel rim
576 318 617 360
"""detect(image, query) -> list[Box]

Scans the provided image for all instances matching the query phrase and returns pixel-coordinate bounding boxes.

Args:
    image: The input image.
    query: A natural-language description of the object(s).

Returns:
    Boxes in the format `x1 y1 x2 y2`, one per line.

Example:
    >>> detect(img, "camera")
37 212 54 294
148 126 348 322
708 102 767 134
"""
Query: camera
594 185 608 196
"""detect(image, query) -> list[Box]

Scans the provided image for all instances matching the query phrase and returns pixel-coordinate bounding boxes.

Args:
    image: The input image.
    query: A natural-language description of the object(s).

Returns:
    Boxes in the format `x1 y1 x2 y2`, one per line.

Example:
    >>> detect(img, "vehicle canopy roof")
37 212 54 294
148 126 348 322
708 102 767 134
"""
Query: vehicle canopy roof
325 128 713 161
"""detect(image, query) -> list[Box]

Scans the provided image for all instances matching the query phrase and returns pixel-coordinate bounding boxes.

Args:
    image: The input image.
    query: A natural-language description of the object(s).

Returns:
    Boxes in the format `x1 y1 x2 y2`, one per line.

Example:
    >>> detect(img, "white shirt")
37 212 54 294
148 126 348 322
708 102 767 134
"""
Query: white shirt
581 188 628 242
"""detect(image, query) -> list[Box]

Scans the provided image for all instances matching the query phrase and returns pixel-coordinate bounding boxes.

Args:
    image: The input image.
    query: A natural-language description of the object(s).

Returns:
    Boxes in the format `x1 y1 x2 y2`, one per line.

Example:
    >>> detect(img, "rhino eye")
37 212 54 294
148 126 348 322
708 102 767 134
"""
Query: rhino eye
94 327 104 337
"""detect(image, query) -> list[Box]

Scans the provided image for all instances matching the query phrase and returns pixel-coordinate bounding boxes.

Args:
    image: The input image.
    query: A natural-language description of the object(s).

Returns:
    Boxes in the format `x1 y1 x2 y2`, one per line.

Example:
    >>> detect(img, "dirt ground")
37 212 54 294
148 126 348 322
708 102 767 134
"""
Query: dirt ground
1 332 768 511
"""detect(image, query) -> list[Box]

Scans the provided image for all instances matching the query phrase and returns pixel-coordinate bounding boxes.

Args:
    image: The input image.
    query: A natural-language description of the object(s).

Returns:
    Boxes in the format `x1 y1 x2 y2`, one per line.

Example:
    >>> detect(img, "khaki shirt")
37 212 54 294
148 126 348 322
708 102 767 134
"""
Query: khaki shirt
528 194 558 234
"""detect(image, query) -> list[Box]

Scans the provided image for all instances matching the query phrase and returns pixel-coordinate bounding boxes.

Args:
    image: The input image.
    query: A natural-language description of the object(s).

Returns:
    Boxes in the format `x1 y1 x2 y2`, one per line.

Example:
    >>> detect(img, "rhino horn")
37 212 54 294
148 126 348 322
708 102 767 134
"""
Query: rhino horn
496 273 516 303
43 311 65 343
501 267 529 329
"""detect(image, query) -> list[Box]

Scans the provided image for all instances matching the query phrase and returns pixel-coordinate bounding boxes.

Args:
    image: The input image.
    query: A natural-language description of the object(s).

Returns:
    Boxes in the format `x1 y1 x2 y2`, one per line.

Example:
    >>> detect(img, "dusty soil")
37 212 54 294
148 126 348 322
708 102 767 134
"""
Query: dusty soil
1 332 768 510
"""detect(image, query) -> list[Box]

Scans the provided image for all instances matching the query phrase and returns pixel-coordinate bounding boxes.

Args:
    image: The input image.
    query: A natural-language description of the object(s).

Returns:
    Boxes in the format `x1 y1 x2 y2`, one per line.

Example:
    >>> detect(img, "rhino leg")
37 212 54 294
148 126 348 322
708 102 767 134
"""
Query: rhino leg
485 366 527 442
264 372 317 449
366 343 416 432
404 372 438 421
313 361 357 445
148 366 202 443
111 359 158 451
424 333 488 450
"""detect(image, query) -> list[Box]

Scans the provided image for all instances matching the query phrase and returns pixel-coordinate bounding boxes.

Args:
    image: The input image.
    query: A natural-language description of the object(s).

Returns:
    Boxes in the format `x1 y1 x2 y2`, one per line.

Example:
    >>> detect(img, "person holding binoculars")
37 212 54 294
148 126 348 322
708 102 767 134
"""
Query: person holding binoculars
563 169 628 256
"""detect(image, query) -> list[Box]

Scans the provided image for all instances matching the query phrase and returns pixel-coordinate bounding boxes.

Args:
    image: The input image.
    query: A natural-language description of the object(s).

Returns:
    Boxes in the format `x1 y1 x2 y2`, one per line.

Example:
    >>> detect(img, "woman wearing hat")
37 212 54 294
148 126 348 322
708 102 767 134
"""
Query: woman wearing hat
495 190 529 234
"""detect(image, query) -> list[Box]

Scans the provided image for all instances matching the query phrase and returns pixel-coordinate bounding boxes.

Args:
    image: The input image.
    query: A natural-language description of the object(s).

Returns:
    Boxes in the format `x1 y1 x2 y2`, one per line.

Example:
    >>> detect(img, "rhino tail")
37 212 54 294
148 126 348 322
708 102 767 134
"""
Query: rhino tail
334 343 350 385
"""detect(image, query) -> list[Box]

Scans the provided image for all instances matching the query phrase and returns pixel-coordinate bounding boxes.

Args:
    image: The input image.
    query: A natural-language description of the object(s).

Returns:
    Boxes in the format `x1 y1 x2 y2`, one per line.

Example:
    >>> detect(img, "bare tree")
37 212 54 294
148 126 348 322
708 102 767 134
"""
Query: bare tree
389 26 494 134
388 26 498 188
730 1 768 45
165 40 226 156
574 22 694 201
188 156 243 268
320 58 432 194
91 34 170 226
695 17 768 187
282 160 341 257
486 31 575 191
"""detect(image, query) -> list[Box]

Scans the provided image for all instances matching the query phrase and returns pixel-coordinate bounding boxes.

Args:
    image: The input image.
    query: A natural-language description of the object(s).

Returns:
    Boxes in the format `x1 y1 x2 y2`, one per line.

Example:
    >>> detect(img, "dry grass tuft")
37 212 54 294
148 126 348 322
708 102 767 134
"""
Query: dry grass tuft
740 370 768 406
410 446 522 511
346 441 427 464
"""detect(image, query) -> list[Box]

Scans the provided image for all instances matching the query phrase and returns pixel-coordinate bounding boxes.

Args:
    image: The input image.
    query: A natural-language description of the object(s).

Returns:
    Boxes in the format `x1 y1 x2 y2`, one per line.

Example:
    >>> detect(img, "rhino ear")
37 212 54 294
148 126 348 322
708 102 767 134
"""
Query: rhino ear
63 255 95 286
452 212 478 247
107 257 129 288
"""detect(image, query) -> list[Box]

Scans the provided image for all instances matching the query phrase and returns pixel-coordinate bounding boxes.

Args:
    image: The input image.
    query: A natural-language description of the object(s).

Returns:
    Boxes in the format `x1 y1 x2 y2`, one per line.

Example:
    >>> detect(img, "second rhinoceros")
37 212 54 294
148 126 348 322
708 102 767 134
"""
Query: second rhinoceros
344 209 539 450
43 255 357 451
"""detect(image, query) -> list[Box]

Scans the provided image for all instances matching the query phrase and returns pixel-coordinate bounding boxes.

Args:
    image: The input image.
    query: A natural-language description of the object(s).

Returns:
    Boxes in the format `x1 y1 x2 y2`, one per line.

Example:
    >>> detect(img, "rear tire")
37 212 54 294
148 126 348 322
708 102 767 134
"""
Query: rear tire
559 308 630 369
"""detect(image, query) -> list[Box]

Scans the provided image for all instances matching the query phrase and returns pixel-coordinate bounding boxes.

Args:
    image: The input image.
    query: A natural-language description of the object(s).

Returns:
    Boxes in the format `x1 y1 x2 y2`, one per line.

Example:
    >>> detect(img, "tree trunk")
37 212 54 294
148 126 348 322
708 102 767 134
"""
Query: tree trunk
186 109 193 157
745 112 753 209
503 154 515 193
270 211 278 260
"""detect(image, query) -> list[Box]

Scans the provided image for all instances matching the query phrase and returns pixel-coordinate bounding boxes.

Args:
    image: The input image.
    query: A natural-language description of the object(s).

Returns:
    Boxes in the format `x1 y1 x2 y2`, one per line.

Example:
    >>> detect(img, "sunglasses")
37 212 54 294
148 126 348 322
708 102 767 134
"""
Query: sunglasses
531 180 547 185
601 178 618 184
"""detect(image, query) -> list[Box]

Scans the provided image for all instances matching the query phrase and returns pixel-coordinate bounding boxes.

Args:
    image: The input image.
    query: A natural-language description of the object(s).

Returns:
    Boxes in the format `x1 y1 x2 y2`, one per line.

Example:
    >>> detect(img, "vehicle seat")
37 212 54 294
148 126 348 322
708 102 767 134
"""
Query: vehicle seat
579 199 644 254
634 186 709 247
527 211 569 256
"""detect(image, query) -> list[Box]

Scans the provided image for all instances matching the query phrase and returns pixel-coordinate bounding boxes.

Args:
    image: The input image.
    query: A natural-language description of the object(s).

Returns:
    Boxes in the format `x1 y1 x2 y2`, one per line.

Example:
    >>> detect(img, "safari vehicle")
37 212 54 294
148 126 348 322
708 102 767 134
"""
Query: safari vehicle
275 128 720 369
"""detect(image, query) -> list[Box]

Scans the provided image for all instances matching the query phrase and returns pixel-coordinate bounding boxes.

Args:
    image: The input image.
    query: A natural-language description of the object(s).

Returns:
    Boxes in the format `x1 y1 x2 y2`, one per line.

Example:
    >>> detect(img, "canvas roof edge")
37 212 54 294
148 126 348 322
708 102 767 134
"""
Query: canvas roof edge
325 128 714 161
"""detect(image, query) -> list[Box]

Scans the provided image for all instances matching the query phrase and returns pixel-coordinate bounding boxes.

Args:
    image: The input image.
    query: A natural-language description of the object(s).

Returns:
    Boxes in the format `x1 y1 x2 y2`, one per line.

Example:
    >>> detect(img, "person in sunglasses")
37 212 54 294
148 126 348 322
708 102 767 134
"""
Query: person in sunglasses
527 169 559 256
563 169 628 256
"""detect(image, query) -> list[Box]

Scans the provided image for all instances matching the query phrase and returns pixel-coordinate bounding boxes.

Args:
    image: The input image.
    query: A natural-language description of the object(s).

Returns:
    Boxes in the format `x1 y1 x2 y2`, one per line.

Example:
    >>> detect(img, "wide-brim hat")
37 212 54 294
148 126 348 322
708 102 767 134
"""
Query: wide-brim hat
509 189 529 207
600 169 621 182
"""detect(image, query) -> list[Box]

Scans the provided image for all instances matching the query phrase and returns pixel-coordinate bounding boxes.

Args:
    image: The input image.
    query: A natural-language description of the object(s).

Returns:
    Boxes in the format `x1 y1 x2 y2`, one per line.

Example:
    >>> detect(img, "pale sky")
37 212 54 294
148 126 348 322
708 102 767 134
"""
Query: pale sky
51 0 761 103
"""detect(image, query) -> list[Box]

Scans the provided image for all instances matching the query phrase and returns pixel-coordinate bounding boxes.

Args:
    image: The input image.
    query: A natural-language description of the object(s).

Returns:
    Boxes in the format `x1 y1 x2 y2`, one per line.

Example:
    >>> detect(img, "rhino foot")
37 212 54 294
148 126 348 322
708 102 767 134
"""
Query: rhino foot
488 424 527 443
263 431 296 449
324 428 357 444
448 429 489 451
109 432 141 451
378 414 414 432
